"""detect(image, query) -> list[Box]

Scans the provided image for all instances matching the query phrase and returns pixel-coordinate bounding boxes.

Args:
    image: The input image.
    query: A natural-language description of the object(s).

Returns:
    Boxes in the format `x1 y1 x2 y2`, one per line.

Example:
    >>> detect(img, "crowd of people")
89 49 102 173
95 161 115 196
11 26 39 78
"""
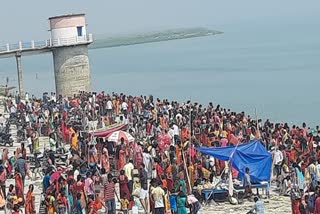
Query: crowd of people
0 90 319 214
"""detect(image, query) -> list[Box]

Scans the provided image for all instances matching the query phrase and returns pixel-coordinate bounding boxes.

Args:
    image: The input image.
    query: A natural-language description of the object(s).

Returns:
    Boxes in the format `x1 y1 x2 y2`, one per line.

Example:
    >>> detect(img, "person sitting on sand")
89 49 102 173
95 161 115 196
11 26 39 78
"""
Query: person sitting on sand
280 175 292 196
247 196 265 214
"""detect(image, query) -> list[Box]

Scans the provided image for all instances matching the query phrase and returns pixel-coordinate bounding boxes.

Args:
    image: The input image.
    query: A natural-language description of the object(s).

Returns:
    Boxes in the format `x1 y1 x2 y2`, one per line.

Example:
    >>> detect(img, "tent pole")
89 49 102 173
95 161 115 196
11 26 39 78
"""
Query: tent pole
189 97 192 167
182 146 192 194
255 108 260 140
227 141 241 197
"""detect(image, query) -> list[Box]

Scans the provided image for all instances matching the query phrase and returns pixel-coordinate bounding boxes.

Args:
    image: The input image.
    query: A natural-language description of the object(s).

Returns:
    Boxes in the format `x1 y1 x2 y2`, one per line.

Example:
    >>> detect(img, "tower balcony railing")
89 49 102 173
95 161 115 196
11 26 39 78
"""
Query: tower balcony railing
0 34 93 54
49 34 94 47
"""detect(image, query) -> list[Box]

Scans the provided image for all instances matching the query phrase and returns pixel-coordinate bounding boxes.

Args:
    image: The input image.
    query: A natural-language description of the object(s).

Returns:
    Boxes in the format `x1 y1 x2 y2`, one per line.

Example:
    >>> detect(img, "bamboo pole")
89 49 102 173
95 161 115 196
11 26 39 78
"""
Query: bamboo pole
255 108 260 140
189 98 192 168
182 146 192 194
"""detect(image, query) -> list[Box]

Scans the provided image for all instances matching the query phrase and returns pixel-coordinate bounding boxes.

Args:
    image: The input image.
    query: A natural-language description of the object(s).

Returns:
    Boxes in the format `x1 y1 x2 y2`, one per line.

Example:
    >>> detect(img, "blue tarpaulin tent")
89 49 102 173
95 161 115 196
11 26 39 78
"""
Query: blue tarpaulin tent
195 140 272 182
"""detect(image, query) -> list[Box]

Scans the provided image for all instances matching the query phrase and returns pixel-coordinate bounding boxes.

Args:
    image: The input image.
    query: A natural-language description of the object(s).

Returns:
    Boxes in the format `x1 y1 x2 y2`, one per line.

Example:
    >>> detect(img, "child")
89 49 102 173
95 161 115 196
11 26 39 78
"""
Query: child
12 204 20 214
120 192 130 214
86 195 97 214
57 191 68 214
133 178 141 191
6 184 15 210
75 193 83 214
169 189 177 214
161 175 168 189
163 188 171 214
45 192 55 214
94 192 106 212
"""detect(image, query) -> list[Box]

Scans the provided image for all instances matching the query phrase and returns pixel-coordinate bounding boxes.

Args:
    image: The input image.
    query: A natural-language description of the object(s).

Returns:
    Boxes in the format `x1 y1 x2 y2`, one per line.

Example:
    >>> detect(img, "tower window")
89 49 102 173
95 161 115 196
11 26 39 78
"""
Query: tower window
77 26 83 37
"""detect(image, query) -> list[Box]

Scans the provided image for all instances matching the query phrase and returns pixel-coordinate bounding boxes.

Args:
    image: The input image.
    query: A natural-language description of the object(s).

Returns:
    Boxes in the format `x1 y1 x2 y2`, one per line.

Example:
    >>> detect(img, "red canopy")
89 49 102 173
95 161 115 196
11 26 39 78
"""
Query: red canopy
89 123 128 137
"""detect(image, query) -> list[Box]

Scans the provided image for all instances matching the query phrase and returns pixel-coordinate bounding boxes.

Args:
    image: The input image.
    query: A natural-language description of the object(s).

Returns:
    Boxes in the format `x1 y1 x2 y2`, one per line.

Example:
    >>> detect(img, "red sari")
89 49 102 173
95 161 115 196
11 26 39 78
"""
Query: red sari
134 144 143 169
291 199 301 214
15 173 25 205
119 175 130 200
25 191 36 214
154 162 164 178
118 149 126 170
74 181 86 209
87 201 98 214
101 152 110 173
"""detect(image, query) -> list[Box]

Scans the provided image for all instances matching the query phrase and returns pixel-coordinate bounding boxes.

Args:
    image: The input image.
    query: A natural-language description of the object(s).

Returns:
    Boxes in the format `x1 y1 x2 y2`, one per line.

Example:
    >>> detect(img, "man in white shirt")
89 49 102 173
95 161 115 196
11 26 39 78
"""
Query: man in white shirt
25 112 30 124
25 92 29 102
121 101 128 117
121 101 128 111
74 166 80 180
315 160 320 183
51 92 56 103
151 182 165 214
27 136 33 154
106 99 113 117
10 105 17 114
309 160 316 176
123 160 134 194
172 123 180 144
168 127 175 145
49 135 56 152
274 148 283 179
92 93 96 104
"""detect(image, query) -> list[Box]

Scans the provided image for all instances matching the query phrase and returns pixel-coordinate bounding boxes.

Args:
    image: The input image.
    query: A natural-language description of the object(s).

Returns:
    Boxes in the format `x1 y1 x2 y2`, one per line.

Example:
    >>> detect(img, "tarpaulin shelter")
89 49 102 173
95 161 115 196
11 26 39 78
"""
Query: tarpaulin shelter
195 140 272 182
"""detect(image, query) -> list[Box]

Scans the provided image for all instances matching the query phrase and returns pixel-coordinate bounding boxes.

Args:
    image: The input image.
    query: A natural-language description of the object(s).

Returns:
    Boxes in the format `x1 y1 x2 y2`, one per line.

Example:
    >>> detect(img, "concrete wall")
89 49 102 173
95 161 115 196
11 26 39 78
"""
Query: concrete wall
51 27 87 40
49 15 86 29
52 44 91 97
49 14 87 46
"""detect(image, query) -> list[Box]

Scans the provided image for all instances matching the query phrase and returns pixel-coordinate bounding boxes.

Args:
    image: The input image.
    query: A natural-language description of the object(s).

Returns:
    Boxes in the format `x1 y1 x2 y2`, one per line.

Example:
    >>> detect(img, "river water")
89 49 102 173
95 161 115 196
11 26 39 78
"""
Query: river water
0 23 319 126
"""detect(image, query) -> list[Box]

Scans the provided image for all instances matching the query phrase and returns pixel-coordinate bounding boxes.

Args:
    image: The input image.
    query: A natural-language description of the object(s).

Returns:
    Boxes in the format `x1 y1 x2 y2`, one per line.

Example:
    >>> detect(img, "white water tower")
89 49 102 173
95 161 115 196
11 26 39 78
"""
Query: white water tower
49 14 93 97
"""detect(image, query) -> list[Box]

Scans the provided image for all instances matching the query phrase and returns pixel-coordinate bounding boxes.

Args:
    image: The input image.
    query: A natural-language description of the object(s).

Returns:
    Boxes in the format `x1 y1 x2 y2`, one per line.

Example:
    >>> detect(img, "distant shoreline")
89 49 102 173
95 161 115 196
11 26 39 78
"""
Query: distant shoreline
90 27 223 49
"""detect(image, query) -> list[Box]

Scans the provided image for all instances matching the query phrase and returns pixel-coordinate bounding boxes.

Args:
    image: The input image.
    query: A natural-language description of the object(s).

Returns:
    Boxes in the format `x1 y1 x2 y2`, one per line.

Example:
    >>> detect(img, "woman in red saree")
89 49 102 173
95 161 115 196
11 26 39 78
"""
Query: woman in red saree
74 175 87 209
25 184 36 214
117 145 126 170
154 161 164 179
291 197 302 214
101 148 110 173
119 170 130 200
14 172 25 205
134 143 143 169
175 144 182 165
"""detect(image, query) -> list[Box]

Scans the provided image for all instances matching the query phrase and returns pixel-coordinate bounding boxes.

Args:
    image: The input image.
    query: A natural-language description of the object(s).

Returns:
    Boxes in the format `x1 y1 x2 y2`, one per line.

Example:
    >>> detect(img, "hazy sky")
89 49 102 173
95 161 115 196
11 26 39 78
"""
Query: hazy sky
1 0 319 43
